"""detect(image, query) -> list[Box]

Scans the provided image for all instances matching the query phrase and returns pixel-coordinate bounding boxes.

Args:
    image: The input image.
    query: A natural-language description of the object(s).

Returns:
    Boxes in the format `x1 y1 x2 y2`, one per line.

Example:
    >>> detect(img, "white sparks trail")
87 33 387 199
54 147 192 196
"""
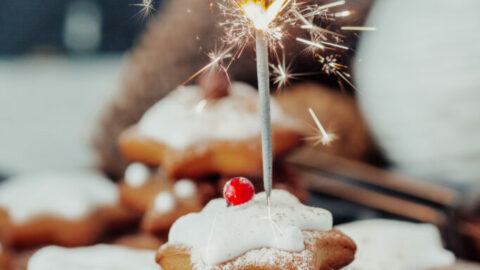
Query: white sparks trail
320 41 349 50
307 107 336 146
296 37 325 50
131 0 155 19
341 26 377 31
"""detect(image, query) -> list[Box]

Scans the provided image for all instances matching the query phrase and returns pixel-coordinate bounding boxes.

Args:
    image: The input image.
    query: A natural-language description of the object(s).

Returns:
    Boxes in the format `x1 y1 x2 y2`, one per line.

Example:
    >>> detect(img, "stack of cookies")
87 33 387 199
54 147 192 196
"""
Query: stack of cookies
117 71 306 235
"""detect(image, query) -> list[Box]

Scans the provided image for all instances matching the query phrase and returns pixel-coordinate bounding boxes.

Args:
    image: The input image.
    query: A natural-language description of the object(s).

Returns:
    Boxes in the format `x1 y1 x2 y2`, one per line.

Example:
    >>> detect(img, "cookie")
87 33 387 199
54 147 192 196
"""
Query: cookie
119 82 302 179
27 245 158 270
119 165 215 234
119 163 165 213
140 179 206 234
113 233 164 250
0 171 135 248
338 219 455 270
156 190 356 269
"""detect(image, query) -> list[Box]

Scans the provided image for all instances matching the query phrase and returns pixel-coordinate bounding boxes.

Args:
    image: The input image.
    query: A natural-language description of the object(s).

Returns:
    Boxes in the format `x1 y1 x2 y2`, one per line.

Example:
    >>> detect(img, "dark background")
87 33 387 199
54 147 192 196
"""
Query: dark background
0 0 163 55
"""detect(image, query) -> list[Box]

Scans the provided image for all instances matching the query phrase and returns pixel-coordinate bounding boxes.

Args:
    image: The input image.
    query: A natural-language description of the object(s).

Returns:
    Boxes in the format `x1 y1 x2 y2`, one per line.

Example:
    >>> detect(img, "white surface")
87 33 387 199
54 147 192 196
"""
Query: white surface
168 189 332 266
0 56 123 174
338 219 455 270
355 0 480 185
124 162 150 187
28 244 159 270
0 171 118 223
138 82 298 149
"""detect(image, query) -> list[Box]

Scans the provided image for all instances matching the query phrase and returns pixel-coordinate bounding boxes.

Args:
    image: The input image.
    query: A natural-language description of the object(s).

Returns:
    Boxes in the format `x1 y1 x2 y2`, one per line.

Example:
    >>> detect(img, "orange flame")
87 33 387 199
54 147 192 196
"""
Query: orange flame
239 0 289 30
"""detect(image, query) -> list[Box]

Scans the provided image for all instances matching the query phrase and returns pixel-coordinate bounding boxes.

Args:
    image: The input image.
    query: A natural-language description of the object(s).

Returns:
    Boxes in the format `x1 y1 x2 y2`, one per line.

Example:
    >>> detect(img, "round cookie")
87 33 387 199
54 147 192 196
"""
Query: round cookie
27 245 158 270
156 190 356 270
119 82 303 179
0 171 135 248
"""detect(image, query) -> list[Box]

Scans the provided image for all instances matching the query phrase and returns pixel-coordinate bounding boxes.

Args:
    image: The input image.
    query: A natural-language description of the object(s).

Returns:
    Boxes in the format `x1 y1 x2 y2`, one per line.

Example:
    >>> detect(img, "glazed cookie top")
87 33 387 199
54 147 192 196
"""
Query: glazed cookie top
28 245 159 270
167 189 332 266
137 82 298 149
338 219 455 270
0 171 118 224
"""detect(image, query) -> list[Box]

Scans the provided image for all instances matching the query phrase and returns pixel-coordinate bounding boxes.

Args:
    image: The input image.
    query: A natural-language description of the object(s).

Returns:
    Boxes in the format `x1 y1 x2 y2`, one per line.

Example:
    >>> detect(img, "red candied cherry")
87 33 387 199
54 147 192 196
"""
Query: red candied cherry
223 177 255 206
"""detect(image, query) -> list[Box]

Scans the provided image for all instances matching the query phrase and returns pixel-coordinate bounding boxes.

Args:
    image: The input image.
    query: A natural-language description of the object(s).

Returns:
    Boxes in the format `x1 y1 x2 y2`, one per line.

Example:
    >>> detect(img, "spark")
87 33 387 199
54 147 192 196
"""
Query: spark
307 108 336 146
131 0 155 19
320 41 349 50
184 47 233 84
317 0 346 11
270 58 297 89
335 10 352 18
341 26 377 31
296 37 325 50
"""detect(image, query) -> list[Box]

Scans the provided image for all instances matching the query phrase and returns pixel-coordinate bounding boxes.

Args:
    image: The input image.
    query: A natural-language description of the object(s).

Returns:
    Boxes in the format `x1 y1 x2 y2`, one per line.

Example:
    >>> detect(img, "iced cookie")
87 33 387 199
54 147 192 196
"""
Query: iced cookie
119 82 302 179
119 164 213 234
338 219 455 270
141 179 206 234
113 233 164 250
0 171 134 248
27 245 158 270
119 163 165 213
156 190 356 270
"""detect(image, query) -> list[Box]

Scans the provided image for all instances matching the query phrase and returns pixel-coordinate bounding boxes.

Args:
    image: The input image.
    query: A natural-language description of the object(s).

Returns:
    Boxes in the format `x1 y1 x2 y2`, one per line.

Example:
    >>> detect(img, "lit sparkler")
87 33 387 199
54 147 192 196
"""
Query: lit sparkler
214 0 361 201
132 0 372 201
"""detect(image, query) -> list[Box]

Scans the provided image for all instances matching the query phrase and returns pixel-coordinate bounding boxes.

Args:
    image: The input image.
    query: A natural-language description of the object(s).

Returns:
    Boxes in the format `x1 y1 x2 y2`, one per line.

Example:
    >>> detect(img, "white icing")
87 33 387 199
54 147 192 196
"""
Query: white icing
137 82 298 149
124 163 150 187
27 245 159 270
168 190 332 266
174 179 197 199
0 171 118 224
338 219 455 270
154 192 177 214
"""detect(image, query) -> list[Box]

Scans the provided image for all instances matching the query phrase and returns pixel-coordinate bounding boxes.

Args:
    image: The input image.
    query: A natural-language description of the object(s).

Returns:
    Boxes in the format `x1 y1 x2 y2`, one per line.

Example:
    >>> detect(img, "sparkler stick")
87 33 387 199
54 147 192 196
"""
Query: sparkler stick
255 28 273 200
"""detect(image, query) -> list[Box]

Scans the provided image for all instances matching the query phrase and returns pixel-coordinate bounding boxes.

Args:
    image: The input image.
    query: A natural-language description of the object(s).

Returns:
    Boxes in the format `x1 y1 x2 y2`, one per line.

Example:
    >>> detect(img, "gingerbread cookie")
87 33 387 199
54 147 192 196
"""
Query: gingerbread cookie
113 233 164 251
338 219 455 270
141 179 205 234
0 171 134 248
119 82 302 179
156 190 356 270
27 245 158 270
119 163 165 213
119 164 214 234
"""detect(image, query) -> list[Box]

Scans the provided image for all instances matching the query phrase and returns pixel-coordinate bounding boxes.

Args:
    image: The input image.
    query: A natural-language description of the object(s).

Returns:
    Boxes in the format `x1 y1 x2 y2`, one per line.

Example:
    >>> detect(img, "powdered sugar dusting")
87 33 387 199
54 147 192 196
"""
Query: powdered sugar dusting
137 82 298 149
168 190 332 266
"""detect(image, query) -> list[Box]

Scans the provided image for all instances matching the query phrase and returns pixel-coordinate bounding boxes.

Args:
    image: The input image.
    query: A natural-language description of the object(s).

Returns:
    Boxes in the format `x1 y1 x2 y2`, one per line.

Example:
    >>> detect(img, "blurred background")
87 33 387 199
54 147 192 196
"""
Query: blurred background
0 0 161 175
